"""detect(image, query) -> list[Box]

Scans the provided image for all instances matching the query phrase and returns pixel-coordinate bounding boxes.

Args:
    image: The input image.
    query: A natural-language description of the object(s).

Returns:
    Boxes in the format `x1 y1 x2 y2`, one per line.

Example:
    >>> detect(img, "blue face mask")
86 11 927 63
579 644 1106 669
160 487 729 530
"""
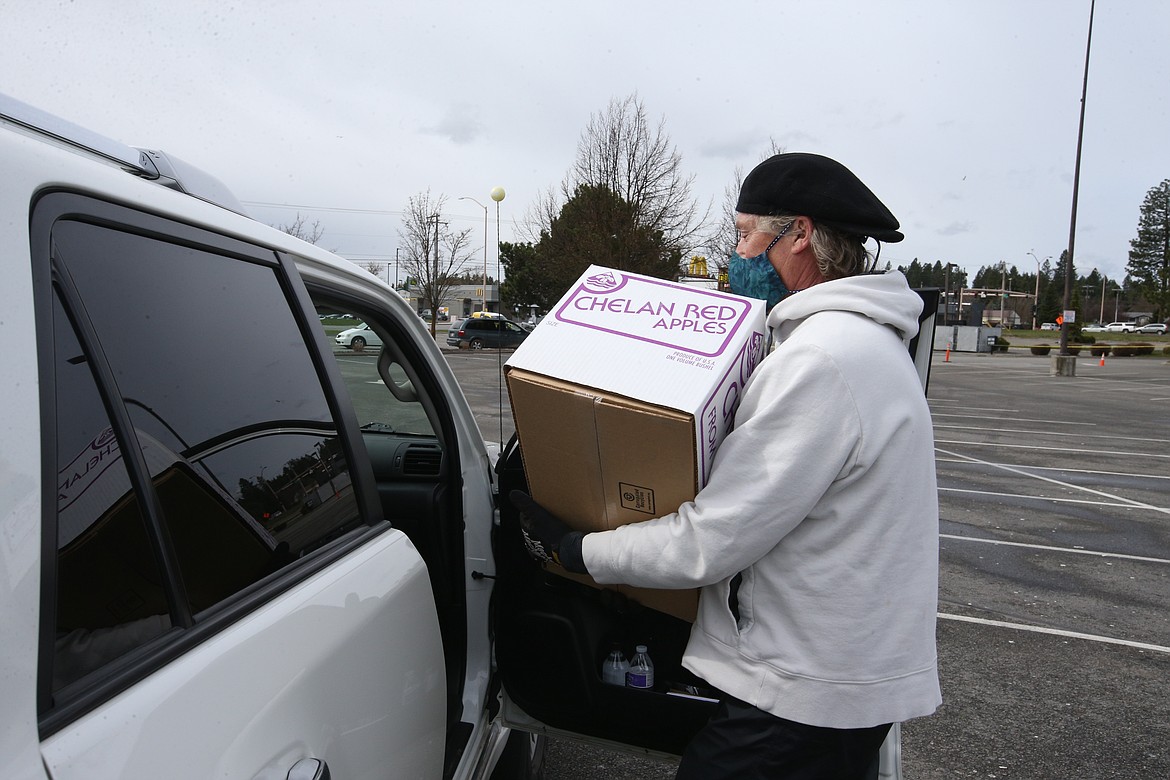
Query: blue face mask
728 251 790 312
729 222 796 312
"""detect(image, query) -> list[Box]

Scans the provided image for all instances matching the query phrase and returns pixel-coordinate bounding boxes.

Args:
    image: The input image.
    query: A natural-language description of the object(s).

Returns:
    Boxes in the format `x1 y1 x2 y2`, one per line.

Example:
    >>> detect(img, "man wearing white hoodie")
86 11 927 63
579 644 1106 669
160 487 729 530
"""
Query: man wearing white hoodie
512 153 940 779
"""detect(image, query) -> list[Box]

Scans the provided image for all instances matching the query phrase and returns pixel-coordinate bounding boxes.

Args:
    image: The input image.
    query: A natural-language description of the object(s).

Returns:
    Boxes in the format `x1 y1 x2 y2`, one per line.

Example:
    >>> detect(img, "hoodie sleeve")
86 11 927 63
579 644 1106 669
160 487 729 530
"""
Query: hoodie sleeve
582 339 863 589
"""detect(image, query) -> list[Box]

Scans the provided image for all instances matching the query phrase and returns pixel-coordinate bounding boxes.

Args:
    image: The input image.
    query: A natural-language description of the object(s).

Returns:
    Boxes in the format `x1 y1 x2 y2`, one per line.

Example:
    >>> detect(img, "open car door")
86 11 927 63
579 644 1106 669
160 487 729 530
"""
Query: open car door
491 289 940 771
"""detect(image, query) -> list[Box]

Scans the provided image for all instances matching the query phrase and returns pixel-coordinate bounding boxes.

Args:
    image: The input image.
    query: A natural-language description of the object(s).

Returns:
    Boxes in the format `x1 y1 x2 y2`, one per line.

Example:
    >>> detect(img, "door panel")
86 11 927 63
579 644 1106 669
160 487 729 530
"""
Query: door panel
494 440 716 755
42 531 447 779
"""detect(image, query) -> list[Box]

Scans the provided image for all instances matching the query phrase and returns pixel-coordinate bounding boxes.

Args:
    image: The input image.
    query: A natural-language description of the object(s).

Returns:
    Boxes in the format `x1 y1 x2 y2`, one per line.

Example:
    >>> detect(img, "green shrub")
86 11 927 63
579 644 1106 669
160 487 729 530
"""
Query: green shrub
1111 342 1153 357
1163 345 1170 356
1030 344 1052 356
1089 343 1111 357
1067 345 1082 355
994 336 1010 353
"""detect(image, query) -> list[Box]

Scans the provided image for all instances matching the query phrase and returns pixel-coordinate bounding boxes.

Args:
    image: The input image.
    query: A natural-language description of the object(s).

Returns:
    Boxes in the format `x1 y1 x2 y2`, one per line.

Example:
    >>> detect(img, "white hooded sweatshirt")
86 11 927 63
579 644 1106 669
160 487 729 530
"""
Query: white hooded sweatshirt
581 271 941 729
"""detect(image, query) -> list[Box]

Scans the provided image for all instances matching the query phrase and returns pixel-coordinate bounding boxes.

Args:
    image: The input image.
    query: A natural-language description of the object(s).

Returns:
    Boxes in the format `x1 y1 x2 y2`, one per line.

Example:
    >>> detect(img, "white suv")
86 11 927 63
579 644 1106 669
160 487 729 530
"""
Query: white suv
1 94 913 779
1 93 550 780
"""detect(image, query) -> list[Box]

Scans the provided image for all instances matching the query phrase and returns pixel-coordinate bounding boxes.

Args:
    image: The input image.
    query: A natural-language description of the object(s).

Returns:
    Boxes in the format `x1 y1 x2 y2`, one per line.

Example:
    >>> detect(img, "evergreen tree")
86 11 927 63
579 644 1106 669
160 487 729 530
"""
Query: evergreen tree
499 241 558 314
1127 179 1170 321
533 184 681 299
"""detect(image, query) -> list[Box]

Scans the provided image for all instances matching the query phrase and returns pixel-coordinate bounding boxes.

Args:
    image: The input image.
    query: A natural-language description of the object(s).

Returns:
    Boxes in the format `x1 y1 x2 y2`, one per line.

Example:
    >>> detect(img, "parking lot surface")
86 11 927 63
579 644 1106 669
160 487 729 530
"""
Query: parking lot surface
444 346 1170 779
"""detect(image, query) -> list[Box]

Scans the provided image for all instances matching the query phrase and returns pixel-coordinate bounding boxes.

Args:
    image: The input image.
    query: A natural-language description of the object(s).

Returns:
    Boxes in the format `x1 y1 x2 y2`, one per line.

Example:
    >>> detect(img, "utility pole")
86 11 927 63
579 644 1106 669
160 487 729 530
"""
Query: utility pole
1027 251 1045 330
999 262 1008 327
1059 0 1095 364
432 214 440 297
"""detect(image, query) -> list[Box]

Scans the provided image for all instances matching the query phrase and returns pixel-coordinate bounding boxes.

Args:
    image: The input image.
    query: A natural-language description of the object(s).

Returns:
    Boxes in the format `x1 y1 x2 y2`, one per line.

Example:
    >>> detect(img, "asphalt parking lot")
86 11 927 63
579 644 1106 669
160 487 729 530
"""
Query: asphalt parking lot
444 345 1170 779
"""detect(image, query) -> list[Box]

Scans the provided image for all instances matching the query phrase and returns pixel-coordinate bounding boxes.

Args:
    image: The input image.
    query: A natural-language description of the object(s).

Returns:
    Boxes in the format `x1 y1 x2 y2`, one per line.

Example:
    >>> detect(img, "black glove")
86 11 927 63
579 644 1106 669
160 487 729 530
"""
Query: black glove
509 490 588 574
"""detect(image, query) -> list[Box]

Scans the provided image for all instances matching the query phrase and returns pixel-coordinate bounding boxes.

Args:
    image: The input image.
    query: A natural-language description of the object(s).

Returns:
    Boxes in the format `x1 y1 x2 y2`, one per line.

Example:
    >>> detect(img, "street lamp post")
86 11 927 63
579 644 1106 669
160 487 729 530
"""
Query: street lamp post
488 186 506 447
459 196 489 312
1059 0 1096 360
490 186 506 309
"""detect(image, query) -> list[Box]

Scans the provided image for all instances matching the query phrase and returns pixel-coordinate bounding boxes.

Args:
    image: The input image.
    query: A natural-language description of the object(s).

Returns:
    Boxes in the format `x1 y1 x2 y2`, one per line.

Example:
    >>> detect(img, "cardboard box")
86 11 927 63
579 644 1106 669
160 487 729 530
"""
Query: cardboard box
505 266 766 621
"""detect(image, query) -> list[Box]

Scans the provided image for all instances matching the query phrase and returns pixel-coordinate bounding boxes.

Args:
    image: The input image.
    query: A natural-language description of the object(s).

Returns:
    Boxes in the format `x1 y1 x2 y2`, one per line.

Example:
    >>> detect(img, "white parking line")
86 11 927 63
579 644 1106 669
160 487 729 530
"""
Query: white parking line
939 533 1170 564
935 458 1170 481
934 423 1170 446
935 446 1170 515
932 413 1097 427
937 613 1170 654
935 439 1170 461
938 486 1168 512
929 403 1021 413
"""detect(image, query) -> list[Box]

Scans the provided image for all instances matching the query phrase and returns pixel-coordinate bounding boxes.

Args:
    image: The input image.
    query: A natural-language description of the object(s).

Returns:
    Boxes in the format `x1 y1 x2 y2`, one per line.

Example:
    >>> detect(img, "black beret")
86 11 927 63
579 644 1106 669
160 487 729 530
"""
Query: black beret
736 152 903 243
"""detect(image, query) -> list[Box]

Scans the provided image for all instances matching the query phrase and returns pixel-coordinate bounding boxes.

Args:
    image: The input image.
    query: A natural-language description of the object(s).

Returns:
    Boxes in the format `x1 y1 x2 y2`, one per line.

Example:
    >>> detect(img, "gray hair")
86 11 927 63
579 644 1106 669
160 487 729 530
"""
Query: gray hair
757 214 874 281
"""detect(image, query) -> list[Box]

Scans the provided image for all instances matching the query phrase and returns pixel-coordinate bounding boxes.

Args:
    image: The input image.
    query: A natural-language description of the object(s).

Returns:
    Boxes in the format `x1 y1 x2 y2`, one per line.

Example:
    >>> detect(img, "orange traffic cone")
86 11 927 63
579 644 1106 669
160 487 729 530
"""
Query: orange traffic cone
1099 354 1105 367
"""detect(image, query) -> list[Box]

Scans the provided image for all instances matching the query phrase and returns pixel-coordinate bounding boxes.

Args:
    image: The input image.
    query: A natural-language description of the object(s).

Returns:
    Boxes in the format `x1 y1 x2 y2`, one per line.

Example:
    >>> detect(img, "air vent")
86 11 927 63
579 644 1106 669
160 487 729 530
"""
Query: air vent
402 445 443 477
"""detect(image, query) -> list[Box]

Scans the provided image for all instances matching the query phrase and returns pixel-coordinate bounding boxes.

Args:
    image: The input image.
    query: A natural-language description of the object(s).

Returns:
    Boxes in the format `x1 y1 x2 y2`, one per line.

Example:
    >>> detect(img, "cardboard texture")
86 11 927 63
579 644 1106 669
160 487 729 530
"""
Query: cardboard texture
505 266 766 622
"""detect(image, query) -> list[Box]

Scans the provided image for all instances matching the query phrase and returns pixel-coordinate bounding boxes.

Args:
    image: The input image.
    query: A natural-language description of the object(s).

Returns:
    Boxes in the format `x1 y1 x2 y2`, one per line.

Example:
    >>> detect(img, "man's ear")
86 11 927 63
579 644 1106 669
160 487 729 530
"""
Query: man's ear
791 216 815 254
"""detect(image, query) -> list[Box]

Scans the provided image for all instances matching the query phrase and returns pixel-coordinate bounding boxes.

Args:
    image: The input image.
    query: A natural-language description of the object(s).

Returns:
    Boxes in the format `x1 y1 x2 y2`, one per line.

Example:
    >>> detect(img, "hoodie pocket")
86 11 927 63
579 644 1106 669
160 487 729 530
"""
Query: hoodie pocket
728 569 756 632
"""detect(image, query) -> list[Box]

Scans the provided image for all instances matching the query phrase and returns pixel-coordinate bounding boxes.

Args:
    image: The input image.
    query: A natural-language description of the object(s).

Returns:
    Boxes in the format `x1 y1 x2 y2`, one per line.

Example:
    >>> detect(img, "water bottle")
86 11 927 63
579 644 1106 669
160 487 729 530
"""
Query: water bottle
625 644 654 690
601 645 629 686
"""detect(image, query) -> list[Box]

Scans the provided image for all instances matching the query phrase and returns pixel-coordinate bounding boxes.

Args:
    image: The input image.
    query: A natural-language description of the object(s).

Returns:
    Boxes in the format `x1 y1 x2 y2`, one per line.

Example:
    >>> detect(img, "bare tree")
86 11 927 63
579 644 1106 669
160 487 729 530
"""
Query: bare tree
358 261 385 280
273 212 325 245
523 94 707 263
517 185 563 244
398 190 474 334
701 139 786 281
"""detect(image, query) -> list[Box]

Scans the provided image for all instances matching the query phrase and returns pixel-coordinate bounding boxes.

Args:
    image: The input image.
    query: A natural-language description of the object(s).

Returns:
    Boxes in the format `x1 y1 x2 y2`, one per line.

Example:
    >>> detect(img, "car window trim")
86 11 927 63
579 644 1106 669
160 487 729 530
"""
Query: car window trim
37 241 195 719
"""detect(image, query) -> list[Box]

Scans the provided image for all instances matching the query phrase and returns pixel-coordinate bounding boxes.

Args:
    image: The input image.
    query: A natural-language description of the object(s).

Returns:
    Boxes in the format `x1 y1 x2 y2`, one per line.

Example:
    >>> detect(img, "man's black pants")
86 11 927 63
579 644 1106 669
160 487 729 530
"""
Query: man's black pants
675 695 891 780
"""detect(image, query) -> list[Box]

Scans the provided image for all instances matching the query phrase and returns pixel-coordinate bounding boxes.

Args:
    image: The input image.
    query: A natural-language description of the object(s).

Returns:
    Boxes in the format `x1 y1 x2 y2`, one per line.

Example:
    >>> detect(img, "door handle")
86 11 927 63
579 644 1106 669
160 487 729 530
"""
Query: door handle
287 757 331 780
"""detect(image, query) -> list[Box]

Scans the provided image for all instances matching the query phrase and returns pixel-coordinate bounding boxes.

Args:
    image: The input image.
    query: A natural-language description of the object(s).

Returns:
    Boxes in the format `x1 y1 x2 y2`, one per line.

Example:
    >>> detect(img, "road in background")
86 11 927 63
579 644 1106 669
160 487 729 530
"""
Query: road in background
444 347 1170 779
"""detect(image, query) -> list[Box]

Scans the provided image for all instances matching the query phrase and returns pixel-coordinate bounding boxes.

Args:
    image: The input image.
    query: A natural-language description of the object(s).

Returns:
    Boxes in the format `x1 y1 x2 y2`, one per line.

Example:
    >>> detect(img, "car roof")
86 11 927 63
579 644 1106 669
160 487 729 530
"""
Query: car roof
1 92 247 215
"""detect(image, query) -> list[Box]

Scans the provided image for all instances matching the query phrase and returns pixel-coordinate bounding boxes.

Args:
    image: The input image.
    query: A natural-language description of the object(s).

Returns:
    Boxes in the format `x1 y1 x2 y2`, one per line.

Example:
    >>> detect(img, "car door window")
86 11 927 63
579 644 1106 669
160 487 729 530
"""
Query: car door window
315 306 435 437
49 288 173 690
45 217 365 699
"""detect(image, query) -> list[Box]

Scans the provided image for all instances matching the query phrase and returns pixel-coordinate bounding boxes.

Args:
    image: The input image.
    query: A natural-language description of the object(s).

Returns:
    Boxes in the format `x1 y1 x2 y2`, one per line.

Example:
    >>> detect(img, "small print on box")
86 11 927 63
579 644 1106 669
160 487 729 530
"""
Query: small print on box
619 483 656 515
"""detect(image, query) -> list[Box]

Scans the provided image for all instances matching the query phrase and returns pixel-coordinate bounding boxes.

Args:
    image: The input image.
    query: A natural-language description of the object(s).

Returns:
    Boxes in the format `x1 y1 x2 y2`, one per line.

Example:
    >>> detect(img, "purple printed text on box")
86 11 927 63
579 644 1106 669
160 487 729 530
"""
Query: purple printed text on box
553 269 753 359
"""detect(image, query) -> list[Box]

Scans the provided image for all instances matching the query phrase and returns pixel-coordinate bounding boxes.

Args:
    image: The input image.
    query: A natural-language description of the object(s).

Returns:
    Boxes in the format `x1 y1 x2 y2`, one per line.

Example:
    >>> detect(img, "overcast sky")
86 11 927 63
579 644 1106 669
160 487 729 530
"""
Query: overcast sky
3 0 1167 289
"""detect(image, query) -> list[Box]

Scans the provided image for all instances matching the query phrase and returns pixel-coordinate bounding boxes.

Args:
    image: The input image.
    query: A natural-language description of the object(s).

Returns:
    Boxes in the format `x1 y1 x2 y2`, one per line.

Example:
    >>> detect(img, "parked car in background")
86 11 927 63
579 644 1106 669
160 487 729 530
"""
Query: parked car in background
1103 321 1138 333
1082 323 1108 333
1040 322 1059 331
1136 323 1167 334
446 316 529 350
334 322 383 351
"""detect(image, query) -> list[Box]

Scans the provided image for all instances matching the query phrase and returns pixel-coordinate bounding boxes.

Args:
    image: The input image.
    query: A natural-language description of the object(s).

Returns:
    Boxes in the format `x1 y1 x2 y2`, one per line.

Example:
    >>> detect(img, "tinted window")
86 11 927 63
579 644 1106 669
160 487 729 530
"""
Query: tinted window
52 219 362 623
50 288 172 690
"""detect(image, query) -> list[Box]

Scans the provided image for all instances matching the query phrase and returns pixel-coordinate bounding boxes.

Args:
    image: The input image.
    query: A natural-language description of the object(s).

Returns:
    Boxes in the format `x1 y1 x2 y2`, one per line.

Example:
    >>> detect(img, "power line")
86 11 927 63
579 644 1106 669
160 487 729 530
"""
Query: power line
243 200 520 227
243 200 406 216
